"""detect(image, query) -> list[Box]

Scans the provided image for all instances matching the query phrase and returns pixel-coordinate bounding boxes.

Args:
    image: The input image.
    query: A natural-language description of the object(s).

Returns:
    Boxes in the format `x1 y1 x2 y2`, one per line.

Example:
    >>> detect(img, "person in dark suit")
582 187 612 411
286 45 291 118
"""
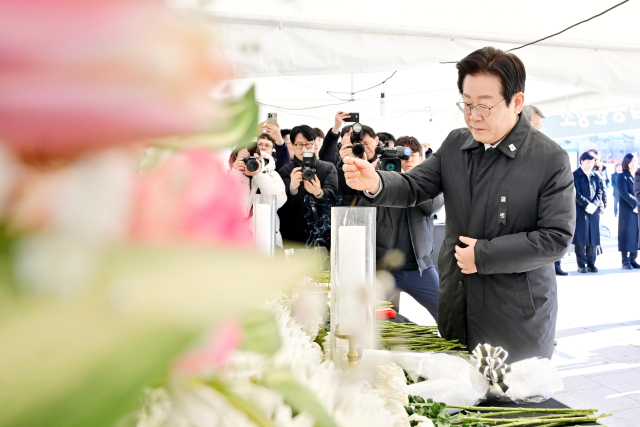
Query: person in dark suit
611 163 622 217
277 125 338 248
617 153 639 269
572 151 604 273
342 47 575 362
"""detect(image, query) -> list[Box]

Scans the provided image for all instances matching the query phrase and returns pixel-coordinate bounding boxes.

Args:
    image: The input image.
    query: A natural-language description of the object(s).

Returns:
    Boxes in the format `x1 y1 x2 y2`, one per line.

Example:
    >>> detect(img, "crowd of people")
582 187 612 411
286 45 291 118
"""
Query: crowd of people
229 46 640 362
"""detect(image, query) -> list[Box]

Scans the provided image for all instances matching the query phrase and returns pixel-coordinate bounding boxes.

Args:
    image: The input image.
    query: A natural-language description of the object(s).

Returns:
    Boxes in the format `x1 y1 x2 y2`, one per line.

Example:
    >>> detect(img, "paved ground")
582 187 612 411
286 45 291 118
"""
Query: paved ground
399 206 640 426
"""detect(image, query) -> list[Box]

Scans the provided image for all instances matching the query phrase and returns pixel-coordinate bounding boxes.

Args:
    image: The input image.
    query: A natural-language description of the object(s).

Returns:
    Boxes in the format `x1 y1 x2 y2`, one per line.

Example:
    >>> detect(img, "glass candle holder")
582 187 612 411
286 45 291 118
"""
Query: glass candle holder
252 194 276 257
329 206 376 365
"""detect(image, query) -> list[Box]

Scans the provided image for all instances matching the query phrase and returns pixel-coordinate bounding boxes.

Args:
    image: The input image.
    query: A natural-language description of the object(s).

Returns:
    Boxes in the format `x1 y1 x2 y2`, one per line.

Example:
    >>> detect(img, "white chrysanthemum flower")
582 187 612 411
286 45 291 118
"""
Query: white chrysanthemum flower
138 388 172 427
138 293 402 427
408 414 435 427
322 332 349 365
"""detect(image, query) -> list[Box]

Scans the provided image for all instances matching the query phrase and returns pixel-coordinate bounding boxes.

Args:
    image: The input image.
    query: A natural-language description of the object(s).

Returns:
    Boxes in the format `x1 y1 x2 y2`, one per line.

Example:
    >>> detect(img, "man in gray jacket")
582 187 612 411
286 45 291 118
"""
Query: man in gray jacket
343 47 575 362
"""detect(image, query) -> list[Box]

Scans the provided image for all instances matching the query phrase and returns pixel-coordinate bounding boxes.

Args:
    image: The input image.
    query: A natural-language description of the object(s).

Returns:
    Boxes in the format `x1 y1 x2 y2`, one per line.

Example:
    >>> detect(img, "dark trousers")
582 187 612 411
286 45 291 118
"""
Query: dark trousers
391 266 439 322
575 245 596 267
622 252 638 265
613 194 620 217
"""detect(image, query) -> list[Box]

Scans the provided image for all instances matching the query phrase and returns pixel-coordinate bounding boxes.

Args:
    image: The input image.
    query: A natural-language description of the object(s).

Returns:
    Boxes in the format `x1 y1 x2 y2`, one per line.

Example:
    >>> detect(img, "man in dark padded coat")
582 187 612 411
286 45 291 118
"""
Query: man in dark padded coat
342 47 575 362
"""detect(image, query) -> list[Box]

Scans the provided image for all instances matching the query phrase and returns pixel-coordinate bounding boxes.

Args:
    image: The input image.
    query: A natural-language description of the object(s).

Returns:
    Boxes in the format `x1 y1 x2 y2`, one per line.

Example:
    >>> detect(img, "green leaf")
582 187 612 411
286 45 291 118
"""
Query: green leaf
239 311 281 355
1 244 313 427
154 87 260 151
261 368 338 427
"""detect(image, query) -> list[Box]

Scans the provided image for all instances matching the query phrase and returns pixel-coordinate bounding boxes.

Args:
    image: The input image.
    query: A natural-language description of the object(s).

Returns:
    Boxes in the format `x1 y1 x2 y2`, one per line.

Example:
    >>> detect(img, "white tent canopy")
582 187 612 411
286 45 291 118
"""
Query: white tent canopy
176 0 640 145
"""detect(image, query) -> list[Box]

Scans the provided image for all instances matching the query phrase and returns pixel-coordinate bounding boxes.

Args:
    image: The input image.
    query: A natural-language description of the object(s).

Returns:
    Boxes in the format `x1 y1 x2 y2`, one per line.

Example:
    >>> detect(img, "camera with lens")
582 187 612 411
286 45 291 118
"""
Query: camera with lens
375 146 412 172
337 122 366 158
302 150 316 181
243 148 269 173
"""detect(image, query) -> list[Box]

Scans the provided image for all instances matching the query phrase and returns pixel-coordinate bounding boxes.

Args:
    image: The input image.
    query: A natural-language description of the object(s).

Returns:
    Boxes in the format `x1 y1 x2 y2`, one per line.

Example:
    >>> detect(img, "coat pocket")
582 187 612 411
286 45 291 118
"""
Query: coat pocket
516 272 536 318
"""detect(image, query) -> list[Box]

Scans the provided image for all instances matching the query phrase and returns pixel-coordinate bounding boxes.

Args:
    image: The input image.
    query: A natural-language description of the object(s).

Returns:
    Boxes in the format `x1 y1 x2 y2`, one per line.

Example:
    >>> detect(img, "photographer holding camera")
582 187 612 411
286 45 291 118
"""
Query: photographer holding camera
277 125 338 247
229 144 287 247
365 136 444 320
336 123 380 206
259 121 291 171
317 111 353 166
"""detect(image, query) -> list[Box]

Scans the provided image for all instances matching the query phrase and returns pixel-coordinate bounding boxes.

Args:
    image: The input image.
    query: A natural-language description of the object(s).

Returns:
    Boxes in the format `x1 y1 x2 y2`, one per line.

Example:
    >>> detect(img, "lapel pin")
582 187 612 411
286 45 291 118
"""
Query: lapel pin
509 144 516 152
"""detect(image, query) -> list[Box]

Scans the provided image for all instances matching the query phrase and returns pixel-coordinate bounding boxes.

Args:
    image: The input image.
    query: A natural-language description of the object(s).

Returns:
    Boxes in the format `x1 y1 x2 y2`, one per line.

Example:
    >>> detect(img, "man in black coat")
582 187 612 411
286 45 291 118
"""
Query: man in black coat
278 125 338 248
342 47 575 362
572 151 604 273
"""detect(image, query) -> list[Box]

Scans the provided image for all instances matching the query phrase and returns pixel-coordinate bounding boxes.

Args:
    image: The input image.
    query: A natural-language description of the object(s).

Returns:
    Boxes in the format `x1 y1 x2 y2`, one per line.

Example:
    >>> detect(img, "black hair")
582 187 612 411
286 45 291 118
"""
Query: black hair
621 153 637 172
290 125 316 143
340 125 353 138
377 132 396 145
360 125 377 141
456 47 526 106
257 133 275 145
313 127 325 139
579 151 596 163
280 128 291 138
396 136 422 155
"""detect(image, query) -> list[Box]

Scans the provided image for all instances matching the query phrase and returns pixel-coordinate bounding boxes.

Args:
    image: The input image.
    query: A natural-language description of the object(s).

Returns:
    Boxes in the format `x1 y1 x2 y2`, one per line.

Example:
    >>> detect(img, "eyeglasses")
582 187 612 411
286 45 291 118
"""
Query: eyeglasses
457 98 505 117
294 142 314 149
257 143 273 150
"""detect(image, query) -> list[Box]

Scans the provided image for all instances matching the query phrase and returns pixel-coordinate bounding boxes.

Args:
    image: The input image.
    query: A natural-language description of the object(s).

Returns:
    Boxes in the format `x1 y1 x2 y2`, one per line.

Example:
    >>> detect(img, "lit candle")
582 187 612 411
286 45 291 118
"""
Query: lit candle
337 225 366 336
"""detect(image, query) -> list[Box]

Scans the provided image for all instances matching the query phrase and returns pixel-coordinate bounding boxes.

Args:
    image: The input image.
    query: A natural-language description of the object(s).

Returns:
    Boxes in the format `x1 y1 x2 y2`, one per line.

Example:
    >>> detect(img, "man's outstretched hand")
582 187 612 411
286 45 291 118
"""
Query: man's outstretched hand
342 156 381 194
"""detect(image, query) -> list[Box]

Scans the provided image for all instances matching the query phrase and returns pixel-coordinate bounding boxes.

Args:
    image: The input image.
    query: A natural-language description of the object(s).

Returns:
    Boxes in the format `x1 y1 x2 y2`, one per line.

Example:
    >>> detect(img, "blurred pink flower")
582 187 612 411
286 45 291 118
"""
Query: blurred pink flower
131 150 252 245
175 319 243 375
0 0 228 162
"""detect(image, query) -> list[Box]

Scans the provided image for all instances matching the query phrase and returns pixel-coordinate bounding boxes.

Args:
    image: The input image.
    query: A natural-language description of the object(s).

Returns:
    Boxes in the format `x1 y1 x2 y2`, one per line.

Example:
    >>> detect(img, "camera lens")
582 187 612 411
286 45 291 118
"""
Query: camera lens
245 157 260 172
303 168 316 181
351 143 365 158
385 162 397 172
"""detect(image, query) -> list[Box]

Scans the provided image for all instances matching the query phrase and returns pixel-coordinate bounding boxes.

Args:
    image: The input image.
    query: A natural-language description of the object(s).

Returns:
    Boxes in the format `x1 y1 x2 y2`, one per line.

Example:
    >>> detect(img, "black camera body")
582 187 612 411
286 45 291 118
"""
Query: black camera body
338 121 366 159
243 148 269 173
375 146 412 172
302 150 316 181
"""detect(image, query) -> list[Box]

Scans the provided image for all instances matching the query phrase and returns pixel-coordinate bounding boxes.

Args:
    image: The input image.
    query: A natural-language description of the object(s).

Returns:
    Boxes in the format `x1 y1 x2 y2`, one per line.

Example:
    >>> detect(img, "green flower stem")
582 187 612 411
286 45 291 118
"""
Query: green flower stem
441 404 599 413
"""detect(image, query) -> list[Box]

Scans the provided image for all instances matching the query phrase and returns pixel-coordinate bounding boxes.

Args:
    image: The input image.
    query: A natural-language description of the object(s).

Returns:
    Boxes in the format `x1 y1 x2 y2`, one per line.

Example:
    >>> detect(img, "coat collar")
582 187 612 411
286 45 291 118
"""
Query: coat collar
576 167 594 178
460 113 530 159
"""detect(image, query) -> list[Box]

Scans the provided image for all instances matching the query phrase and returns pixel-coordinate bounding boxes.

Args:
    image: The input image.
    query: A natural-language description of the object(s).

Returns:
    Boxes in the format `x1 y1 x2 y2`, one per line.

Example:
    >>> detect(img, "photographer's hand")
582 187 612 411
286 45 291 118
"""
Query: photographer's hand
260 120 284 145
339 142 353 162
290 167 303 191
304 175 323 198
333 111 350 134
232 158 246 172
342 156 380 193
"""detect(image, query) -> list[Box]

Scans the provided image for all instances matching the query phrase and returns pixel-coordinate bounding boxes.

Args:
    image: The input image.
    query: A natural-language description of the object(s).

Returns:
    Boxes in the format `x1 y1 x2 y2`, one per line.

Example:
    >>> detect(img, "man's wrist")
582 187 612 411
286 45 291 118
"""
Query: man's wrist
364 176 383 198
290 185 299 195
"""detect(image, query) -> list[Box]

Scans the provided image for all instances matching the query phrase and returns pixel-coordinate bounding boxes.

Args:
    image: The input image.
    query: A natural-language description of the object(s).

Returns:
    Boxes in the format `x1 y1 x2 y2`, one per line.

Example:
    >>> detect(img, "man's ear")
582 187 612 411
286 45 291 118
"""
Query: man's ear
512 92 525 115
